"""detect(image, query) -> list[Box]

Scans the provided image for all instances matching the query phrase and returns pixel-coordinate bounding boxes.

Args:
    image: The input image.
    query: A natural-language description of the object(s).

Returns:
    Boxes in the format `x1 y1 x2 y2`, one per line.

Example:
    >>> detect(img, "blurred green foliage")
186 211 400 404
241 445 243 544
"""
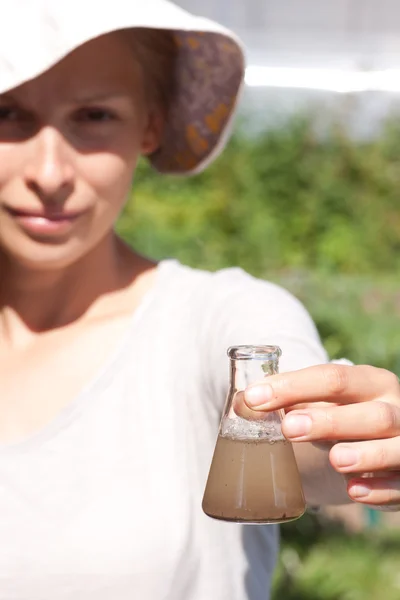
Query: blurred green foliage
272 513 400 600
117 114 400 372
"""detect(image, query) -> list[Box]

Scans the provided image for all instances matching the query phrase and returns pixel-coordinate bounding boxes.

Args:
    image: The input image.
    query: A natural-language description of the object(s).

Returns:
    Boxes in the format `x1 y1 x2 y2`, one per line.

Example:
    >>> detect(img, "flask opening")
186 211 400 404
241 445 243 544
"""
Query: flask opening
228 345 282 360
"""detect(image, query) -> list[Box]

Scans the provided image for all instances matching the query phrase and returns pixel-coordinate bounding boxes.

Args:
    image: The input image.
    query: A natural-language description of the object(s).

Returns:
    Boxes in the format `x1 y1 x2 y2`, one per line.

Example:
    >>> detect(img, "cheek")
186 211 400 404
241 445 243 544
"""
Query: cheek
0 146 26 186
79 150 138 212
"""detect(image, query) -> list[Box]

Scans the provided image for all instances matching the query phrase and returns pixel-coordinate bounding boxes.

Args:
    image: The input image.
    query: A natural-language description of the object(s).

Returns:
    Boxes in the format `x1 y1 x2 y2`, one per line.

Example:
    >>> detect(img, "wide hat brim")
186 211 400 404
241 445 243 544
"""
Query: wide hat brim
0 0 245 175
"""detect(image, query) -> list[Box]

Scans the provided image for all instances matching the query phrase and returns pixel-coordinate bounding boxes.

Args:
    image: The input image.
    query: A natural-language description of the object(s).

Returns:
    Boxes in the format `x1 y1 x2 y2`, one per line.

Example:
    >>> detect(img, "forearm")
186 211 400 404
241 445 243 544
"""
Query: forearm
293 441 351 506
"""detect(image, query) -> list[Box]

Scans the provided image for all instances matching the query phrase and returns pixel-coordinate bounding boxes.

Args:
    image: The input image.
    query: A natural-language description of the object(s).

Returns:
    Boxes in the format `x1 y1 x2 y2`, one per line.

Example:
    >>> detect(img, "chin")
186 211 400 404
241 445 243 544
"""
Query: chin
1 239 91 272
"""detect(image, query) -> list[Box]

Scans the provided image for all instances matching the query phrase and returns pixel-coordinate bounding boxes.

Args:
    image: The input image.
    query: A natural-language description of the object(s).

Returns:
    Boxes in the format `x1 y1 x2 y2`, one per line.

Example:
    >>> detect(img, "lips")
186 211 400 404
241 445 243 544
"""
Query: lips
3 205 84 236
5 206 81 220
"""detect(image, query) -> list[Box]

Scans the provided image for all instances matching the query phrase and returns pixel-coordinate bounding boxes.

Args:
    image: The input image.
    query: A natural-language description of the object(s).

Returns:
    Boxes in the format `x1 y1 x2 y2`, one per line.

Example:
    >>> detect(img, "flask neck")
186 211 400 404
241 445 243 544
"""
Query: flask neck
221 346 283 439
230 357 279 392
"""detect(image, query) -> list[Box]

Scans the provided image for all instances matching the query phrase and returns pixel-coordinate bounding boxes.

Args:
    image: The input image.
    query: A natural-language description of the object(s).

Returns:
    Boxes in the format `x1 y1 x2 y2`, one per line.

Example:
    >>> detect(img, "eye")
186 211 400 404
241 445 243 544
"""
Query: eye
74 108 117 123
0 106 20 121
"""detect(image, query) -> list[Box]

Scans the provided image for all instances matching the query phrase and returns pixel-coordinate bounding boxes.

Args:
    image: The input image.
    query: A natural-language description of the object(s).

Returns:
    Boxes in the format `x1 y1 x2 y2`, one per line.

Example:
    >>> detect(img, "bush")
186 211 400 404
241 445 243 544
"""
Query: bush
117 114 400 372
119 114 400 274
272 513 400 600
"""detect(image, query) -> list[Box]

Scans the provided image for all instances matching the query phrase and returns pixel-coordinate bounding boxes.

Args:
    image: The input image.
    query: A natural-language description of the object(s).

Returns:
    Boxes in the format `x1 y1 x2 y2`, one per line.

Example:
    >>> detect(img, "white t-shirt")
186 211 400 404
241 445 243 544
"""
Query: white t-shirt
0 260 328 600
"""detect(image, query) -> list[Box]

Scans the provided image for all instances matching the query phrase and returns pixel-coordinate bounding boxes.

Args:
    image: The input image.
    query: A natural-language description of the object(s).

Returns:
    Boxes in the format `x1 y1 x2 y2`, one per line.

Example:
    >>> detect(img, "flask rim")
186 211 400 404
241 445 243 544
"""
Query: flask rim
227 345 282 360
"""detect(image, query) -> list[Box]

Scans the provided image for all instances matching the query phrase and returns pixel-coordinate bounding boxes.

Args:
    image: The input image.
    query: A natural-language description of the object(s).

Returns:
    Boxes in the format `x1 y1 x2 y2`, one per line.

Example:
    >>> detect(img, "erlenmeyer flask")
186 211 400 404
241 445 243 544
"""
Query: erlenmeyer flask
202 345 306 524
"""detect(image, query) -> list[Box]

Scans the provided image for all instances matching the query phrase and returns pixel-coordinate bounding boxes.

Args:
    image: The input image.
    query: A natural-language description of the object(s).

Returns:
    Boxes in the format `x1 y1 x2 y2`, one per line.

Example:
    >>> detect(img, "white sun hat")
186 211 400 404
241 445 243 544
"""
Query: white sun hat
0 0 245 175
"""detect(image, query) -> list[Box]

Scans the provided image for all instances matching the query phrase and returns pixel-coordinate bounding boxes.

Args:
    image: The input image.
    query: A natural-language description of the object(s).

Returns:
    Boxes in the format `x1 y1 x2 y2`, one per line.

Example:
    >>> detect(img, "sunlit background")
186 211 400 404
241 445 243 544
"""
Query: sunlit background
179 0 400 135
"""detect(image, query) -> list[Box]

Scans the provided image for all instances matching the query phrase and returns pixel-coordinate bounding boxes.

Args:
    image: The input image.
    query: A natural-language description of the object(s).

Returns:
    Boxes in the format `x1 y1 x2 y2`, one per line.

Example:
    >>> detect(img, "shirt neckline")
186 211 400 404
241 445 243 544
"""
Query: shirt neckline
0 258 179 456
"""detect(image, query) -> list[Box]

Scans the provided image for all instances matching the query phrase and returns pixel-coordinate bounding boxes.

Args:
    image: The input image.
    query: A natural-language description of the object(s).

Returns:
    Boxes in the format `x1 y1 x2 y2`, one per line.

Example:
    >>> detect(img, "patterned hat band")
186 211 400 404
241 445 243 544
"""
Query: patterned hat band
150 30 245 175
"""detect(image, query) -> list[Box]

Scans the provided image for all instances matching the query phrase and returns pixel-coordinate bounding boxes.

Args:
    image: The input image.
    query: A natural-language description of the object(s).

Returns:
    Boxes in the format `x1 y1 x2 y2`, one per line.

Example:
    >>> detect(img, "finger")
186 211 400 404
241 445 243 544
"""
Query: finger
232 390 327 420
234 390 333 419
232 391 274 421
330 437 400 474
284 403 335 413
281 401 400 442
244 364 399 412
347 475 400 507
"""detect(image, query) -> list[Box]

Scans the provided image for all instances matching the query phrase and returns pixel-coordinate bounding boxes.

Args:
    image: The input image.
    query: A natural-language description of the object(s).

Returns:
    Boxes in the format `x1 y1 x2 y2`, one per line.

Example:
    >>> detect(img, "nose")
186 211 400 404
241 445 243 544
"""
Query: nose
24 126 74 203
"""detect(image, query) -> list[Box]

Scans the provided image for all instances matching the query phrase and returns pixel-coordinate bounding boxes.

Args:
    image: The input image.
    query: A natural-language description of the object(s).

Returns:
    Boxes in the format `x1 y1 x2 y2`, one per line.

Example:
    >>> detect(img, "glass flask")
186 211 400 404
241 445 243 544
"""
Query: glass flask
202 345 306 524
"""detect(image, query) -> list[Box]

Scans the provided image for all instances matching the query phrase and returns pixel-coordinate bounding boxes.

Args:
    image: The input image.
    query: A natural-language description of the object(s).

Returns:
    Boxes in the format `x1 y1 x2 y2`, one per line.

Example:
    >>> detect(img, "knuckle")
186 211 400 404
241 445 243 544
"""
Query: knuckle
358 365 400 396
382 369 400 394
376 401 398 435
378 368 400 392
323 365 348 397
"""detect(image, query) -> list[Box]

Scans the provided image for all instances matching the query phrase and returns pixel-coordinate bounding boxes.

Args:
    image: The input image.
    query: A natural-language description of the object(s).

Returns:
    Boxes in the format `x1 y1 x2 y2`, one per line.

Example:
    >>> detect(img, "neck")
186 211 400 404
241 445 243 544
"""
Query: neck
0 233 149 341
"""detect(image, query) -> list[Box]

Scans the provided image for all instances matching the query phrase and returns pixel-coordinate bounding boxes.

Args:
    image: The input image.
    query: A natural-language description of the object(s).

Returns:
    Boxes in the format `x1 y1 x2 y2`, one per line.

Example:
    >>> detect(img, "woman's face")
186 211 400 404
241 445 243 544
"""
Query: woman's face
0 32 161 270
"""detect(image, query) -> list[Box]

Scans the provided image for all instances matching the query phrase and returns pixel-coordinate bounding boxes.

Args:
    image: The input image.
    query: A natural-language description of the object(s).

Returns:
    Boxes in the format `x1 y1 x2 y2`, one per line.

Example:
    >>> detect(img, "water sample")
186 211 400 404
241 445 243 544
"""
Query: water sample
202 345 306 524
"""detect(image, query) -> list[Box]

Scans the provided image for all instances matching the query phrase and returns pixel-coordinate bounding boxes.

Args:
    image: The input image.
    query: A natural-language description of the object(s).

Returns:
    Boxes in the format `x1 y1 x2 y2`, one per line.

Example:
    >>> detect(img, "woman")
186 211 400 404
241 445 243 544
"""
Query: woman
0 1 399 599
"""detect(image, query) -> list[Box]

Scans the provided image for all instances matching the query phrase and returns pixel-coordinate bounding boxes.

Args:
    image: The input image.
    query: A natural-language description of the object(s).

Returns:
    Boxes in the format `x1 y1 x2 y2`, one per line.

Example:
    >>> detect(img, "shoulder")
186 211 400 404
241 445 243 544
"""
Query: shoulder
161 261 328 391
163 259 302 305
209 265 310 313
163 261 324 351
164 260 313 324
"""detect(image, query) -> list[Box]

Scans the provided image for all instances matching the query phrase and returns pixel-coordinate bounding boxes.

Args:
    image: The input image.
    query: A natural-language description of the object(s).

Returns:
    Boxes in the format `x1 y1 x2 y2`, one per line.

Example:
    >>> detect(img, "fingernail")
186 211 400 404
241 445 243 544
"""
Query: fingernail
332 446 360 468
350 484 371 499
245 384 273 408
283 414 312 439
